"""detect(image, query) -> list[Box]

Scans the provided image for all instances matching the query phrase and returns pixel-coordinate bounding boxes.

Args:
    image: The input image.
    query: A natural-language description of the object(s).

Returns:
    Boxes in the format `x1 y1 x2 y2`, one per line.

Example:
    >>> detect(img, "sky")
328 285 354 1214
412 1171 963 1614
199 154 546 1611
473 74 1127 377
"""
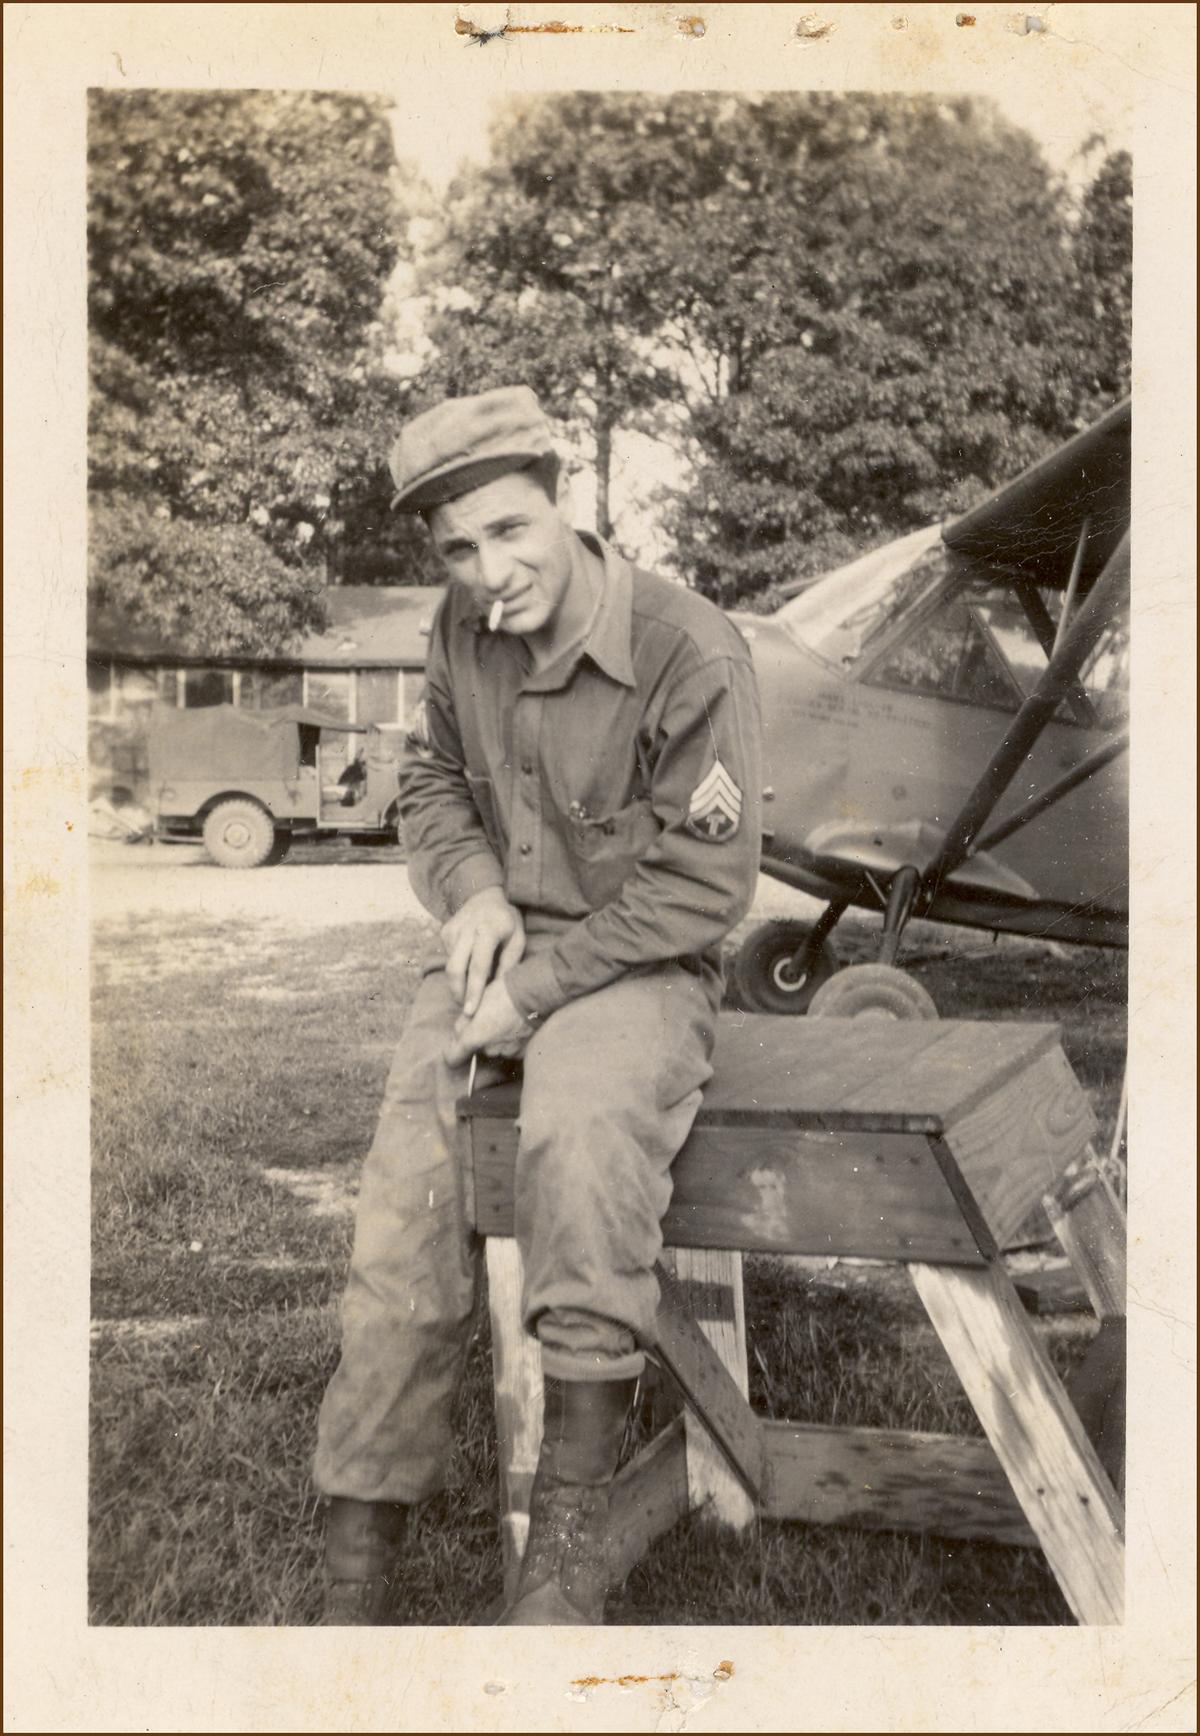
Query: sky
389 80 1133 195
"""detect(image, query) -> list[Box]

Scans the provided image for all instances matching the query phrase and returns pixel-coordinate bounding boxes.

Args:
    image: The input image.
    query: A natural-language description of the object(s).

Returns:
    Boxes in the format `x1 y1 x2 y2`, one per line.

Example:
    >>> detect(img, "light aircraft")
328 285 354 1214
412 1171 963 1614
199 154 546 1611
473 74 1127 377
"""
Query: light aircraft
728 397 1130 1016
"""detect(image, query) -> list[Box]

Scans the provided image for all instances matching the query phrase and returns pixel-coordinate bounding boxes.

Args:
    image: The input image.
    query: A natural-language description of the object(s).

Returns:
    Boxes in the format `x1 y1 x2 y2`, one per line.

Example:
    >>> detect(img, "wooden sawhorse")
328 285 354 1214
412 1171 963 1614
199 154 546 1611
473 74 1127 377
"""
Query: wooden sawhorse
461 1014 1126 1625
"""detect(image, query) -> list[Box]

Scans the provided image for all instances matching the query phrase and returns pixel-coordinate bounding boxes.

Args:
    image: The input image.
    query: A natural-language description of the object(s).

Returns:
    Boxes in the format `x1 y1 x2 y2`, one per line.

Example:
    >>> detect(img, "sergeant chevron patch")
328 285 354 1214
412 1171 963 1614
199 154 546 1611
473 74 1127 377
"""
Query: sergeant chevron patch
686 757 743 840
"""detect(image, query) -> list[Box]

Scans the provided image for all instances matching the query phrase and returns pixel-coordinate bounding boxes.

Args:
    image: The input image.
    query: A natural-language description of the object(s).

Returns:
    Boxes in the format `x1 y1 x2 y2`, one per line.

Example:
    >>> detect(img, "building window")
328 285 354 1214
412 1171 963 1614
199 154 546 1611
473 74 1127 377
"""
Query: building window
256 670 304 710
356 668 399 726
182 668 234 708
304 670 352 721
114 664 162 710
157 668 179 707
399 670 426 727
88 662 114 718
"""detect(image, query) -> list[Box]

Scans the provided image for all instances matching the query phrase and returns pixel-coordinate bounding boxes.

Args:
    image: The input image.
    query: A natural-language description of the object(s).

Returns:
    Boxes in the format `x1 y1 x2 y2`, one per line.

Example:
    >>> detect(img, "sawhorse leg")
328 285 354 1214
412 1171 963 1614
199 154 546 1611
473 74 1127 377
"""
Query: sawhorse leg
484 1238 542 1595
908 1257 1125 1623
1044 1146 1127 1319
1043 1146 1128 1497
486 1238 759 1593
661 1249 756 1531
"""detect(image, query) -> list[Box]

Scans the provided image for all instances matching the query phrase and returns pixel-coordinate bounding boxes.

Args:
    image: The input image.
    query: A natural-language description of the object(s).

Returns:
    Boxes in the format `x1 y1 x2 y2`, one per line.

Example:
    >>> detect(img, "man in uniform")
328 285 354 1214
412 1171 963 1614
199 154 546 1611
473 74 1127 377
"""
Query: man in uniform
314 386 762 1625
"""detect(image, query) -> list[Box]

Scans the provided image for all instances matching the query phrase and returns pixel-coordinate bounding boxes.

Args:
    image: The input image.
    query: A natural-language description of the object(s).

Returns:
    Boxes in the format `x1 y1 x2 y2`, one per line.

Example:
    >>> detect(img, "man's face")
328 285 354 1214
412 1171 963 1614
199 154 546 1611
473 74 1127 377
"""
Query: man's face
427 470 573 638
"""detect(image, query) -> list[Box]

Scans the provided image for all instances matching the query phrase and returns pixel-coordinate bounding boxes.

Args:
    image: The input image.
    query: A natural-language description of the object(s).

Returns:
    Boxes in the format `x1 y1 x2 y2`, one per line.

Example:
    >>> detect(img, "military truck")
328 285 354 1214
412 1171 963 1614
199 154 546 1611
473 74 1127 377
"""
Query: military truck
147 702 409 867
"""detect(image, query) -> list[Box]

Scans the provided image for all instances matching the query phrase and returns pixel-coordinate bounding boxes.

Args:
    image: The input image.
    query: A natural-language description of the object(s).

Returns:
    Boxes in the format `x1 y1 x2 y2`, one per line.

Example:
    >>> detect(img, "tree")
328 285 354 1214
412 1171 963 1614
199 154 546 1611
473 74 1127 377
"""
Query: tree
410 94 743 537
656 95 1115 607
409 94 1131 610
1069 148 1132 417
88 90 412 653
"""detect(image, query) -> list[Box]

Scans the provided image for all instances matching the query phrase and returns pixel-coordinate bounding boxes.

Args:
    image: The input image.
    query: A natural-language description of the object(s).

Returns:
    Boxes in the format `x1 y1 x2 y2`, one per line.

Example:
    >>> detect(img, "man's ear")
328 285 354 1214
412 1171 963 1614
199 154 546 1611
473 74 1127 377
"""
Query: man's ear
554 463 573 514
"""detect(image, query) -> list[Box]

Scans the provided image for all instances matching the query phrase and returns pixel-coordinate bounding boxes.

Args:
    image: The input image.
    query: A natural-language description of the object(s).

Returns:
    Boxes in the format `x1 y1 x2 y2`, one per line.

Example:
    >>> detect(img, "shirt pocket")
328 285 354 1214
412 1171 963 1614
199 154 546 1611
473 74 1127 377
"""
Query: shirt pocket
569 798 660 907
466 773 506 857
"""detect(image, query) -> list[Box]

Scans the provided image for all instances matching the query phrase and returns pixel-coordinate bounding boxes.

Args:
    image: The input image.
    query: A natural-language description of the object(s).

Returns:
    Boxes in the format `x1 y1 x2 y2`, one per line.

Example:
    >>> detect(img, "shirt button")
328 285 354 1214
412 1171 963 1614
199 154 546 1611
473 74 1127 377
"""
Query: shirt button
521 761 533 775
519 843 532 856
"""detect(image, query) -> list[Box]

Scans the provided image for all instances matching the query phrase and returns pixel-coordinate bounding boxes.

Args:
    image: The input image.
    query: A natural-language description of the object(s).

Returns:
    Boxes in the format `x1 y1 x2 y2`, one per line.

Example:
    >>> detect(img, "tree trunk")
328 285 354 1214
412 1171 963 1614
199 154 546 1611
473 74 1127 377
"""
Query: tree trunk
595 416 613 541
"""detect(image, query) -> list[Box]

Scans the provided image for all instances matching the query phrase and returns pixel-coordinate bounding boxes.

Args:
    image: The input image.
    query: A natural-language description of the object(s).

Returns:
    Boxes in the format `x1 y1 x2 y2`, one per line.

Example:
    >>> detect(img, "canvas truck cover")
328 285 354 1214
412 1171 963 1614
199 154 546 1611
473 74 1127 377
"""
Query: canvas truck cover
147 701 364 786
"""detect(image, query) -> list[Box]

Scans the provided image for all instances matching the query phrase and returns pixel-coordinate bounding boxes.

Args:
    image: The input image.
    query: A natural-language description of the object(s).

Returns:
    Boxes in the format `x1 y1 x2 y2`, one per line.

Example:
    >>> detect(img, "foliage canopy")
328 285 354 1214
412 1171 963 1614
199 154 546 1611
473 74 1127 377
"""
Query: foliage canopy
89 89 411 653
418 93 1131 608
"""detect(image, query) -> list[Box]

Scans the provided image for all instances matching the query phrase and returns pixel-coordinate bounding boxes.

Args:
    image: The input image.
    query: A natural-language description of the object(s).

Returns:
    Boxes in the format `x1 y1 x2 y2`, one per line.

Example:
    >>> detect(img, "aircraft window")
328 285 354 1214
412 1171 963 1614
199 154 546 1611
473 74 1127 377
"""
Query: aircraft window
970 592 1050 699
776 524 948 667
976 585 1128 727
868 589 1023 711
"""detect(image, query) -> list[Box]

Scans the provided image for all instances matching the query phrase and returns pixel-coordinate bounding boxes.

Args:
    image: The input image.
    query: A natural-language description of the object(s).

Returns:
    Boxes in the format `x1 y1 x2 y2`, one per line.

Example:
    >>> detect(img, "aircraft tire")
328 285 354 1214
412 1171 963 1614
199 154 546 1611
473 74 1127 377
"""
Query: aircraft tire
807 963 938 1022
732 920 839 1014
202 799 276 869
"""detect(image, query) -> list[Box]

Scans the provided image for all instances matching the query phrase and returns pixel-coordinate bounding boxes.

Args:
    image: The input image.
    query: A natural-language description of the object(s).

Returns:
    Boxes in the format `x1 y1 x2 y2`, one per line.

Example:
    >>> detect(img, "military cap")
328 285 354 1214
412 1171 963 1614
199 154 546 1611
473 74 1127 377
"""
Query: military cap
388 385 557 513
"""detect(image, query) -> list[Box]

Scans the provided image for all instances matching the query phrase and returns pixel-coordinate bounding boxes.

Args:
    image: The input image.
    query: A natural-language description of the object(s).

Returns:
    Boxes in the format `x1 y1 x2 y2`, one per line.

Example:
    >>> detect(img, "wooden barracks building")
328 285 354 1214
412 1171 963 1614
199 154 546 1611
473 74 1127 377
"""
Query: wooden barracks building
87 586 443 805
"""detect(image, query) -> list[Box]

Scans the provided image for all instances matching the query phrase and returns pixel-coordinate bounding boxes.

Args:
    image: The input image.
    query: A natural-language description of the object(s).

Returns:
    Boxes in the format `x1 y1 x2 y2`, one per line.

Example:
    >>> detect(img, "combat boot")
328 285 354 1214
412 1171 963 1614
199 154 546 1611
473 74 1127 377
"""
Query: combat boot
321 1497 409 1625
502 1375 637 1625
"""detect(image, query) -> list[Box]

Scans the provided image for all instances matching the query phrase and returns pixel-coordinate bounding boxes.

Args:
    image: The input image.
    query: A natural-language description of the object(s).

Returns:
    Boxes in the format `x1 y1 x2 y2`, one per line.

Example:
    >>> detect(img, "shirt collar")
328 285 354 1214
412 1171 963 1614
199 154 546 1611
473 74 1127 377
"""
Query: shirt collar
569 530 636 688
511 530 637 693
455 530 636 689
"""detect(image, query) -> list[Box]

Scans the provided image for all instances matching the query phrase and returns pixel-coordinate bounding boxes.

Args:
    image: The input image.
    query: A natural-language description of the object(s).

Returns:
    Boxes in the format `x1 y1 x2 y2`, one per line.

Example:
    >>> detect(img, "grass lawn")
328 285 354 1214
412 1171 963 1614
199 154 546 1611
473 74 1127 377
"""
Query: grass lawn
90 908 1125 1626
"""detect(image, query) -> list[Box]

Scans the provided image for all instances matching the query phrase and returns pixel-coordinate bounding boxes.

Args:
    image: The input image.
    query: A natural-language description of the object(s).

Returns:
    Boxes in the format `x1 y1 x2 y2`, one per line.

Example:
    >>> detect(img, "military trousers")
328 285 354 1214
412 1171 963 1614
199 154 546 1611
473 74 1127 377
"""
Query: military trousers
313 940 720 1505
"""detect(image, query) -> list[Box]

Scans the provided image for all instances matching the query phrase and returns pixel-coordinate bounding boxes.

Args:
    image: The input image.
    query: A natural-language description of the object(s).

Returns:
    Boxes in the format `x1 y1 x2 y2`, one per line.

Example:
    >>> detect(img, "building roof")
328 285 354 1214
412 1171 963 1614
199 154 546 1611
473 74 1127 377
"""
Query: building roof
88 585 445 669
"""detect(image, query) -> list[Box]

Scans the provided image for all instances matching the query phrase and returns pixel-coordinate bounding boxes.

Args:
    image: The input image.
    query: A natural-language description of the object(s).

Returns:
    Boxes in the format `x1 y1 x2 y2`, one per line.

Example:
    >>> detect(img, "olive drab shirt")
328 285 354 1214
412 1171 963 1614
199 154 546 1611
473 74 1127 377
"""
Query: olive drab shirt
399 532 763 1023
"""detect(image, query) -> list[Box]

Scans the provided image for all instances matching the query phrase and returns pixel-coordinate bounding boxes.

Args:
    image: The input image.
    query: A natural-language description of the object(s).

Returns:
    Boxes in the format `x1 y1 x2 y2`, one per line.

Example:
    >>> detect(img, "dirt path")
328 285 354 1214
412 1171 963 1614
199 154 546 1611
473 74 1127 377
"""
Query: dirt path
89 839 827 933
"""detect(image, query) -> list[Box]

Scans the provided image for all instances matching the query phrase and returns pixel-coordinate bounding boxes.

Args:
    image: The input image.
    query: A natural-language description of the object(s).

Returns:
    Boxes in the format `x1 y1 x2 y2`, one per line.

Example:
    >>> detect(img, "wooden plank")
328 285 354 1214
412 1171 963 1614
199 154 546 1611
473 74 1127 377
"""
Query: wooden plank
943 1047 1097 1250
609 1418 690 1582
1043 1148 1127 1319
484 1239 543 1588
643 1261 765 1502
1064 1317 1126 1500
1013 1266 1093 1316
664 1249 755 1531
693 1015 950 1125
908 1258 1124 1624
838 1019 1058 1123
472 1120 985 1263
761 1420 1038 1546
707 1015 1053 1125
459 1017 1059 1133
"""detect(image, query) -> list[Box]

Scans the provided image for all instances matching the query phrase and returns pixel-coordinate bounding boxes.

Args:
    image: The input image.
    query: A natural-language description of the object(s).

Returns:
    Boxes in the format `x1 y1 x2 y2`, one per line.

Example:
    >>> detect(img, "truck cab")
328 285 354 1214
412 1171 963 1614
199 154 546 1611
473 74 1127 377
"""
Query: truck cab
148 702 409 867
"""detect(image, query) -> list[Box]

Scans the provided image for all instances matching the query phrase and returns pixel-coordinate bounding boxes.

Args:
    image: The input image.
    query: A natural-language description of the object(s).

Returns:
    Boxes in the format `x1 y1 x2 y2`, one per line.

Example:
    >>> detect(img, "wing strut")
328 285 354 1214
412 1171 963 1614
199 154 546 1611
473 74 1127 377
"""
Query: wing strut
1053 516 1092 654
1012 578 1098 728
926 531 1130 897
973 733 1128 854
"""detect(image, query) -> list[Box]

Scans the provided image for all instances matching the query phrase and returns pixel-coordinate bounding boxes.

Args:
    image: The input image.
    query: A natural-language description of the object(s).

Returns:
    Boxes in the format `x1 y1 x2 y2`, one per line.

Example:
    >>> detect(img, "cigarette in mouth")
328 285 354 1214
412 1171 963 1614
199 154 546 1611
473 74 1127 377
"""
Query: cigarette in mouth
487 600 504 632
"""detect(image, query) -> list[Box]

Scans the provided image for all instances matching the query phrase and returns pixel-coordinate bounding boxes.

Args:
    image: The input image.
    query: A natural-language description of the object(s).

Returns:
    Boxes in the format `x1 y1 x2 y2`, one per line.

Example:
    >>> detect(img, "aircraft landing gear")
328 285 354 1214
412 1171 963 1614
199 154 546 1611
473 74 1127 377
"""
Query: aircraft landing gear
799 864 937 1019
807 962 938 1022
731 902 846 1014
878 863 921 967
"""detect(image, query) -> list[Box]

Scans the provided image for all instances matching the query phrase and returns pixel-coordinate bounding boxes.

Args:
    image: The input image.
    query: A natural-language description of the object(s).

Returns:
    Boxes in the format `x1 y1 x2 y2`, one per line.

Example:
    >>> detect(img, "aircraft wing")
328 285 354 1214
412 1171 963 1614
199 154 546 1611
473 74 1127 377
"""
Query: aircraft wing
942 397 1130 592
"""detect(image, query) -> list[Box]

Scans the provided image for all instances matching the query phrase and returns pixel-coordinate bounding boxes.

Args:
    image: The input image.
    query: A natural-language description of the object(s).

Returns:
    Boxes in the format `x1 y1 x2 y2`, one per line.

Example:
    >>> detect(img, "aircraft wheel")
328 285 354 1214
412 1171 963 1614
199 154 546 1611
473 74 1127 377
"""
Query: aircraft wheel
202 799 276 869
807 963 938 1022
732 920 839 1014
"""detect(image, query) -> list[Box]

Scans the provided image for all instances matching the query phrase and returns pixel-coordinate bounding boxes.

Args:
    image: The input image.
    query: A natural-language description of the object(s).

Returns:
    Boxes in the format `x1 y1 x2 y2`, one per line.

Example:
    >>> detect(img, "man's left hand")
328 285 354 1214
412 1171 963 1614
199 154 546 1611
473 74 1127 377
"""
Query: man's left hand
444 977 535 1068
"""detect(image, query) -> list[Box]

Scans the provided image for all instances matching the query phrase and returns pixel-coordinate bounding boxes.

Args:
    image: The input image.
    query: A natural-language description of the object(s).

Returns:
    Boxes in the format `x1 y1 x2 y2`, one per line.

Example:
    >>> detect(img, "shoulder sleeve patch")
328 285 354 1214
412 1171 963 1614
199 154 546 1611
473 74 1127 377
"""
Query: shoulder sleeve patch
686 756 743 840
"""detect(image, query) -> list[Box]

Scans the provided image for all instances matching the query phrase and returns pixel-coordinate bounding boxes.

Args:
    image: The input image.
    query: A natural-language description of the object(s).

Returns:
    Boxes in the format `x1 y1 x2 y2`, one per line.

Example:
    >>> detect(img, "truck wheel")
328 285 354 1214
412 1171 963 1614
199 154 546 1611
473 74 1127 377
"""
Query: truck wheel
732 920 839 1014
202 799 276 869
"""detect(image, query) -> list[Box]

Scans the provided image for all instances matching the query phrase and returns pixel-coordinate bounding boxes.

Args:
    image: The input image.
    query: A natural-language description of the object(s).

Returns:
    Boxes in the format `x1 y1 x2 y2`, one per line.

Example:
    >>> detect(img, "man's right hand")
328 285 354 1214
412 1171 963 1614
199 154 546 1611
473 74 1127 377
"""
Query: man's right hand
441 887 526 1017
